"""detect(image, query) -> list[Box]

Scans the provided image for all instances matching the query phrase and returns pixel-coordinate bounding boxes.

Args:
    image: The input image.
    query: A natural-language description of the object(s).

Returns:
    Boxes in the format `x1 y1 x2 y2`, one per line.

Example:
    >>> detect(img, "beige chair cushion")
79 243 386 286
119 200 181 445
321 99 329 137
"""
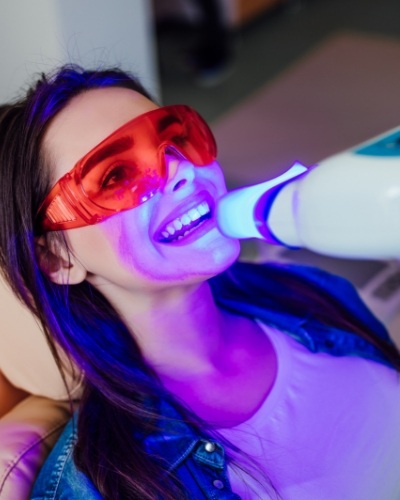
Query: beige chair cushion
0 395 71 500
0 276 82 400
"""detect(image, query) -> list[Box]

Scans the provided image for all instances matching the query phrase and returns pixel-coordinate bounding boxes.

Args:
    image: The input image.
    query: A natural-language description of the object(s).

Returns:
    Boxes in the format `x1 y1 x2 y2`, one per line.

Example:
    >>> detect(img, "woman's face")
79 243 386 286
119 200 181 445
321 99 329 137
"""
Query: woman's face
42 87 240 294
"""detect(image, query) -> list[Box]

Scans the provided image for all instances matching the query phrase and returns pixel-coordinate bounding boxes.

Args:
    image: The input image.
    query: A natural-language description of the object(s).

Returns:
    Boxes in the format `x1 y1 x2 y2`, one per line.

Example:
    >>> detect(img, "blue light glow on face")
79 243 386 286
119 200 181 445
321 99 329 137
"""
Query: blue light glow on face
44 86 241 297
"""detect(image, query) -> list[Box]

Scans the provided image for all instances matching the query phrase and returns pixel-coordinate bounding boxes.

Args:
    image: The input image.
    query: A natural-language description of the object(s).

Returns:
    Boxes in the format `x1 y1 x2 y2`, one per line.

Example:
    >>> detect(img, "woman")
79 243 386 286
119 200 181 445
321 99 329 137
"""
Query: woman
0 65 399 499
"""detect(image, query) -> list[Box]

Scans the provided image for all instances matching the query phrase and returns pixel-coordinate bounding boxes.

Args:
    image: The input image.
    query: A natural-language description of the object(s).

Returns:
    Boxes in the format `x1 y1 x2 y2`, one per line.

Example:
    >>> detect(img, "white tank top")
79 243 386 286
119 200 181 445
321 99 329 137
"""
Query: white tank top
219 321 400 499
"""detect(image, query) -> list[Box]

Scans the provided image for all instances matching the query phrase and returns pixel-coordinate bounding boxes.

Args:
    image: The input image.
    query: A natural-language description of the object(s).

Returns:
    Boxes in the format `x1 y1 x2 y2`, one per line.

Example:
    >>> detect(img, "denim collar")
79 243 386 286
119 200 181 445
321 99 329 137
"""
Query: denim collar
141 399 226 474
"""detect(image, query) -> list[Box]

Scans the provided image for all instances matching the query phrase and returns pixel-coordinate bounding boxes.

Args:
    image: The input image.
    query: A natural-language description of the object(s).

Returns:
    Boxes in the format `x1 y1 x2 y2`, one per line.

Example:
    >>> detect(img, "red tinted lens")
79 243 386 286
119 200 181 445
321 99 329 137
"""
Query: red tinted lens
36 105 217 231
77 106 216 211
79 142 162 211
156 107 217 167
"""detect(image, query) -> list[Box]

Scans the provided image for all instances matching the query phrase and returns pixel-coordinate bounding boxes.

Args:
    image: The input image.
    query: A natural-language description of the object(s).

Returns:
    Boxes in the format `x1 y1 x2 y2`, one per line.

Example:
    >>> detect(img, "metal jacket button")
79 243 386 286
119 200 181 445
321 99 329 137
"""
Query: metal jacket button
204 441 216 453
213 479 224 489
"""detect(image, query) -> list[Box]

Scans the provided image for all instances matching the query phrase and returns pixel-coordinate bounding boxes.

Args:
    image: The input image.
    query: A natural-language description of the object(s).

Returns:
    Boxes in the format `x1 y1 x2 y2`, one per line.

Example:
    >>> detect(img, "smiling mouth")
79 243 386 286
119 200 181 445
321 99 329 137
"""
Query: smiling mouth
157 201 212 243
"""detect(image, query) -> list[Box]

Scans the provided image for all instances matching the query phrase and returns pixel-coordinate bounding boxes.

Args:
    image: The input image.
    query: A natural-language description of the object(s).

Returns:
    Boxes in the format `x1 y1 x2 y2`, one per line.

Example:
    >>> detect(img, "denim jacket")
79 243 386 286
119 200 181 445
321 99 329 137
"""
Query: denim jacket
31 407 241 499
31 262 394 499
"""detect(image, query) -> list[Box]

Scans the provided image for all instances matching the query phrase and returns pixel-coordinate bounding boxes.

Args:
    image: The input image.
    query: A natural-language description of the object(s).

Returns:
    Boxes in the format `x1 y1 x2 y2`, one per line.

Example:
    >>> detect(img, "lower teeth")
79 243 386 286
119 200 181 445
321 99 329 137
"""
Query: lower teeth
160 213 210 243
169 222 202 242
176 228 194 241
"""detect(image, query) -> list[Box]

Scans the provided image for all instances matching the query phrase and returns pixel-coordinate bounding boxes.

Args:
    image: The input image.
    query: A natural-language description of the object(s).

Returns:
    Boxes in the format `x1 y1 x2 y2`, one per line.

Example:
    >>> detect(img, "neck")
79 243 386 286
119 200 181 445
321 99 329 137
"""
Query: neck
99 279 277 426
110 281 228 375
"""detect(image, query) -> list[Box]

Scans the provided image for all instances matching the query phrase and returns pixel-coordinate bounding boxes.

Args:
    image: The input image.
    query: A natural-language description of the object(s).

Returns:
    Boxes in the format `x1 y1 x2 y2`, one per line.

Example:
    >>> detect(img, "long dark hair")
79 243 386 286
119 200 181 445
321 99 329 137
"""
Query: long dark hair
0 65 198 498
0 65 399 499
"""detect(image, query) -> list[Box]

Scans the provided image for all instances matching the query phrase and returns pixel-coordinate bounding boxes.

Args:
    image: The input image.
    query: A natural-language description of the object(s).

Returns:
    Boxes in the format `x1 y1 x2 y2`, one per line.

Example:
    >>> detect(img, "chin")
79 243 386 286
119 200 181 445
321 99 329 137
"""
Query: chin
198 237 241 277
169 239 238 285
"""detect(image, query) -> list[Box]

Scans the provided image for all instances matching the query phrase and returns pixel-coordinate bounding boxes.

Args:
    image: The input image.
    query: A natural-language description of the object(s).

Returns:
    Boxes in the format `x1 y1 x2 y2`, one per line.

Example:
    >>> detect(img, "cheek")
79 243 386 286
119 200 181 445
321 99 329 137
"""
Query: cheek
114 215 153 268
205 161 226 187
64 225 117 272
198 162 227 191
66 207 159 279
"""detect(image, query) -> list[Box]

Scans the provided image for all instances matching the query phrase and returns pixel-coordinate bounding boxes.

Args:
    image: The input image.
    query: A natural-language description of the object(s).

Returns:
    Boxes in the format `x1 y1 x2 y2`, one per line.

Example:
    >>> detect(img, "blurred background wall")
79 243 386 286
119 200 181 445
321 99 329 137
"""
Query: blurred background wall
0 0 160 102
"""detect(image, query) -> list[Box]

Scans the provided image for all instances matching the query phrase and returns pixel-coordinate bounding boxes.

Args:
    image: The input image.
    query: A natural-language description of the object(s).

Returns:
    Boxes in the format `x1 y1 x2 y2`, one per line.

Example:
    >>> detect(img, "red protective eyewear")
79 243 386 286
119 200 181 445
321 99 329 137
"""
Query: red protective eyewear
35 105 217 232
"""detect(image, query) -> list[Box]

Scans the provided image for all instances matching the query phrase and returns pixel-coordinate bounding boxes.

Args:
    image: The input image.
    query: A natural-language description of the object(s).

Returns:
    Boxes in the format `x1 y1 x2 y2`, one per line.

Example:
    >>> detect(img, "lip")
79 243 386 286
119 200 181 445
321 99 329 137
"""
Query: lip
154 190 216 245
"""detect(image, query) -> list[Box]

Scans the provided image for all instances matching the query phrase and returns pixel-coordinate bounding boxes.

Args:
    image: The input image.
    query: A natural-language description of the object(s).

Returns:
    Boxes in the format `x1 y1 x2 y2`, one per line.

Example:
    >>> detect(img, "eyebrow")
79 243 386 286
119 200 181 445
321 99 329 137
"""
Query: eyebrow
156 114 182 134
81 135 134 178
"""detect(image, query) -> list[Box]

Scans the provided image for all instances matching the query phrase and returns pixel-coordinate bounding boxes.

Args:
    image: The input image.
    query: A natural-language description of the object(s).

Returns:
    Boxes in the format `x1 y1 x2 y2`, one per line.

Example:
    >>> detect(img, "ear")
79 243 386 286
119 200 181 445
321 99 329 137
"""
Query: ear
35 235 87 285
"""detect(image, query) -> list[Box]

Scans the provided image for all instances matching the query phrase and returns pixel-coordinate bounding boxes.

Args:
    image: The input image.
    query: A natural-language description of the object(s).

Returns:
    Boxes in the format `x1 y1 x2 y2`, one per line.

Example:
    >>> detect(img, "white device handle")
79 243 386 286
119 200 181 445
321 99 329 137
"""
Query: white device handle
217 126 400 260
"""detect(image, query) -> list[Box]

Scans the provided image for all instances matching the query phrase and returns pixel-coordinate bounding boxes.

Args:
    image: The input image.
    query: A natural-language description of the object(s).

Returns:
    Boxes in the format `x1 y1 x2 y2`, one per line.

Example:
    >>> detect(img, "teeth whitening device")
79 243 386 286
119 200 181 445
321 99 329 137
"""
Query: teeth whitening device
217 126 400 260
217 126 400 333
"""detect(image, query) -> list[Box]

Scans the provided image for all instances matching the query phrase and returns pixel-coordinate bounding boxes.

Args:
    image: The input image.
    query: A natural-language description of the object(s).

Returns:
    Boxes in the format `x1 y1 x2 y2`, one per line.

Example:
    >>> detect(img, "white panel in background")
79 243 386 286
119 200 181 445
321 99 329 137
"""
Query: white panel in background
0 0 160 103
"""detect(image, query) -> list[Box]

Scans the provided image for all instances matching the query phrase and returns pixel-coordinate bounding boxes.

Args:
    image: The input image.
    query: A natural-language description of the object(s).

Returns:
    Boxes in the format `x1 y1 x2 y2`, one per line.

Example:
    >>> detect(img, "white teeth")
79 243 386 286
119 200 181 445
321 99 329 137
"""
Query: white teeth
181 214 191 226
173 219 183 230
160 201 211 241
198 202 209 216
188 208 201 221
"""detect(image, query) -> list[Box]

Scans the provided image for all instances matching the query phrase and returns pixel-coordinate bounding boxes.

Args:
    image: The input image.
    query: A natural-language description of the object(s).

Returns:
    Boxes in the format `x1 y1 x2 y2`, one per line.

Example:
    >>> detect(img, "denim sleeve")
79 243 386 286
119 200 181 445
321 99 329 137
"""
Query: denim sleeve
30 416 103 500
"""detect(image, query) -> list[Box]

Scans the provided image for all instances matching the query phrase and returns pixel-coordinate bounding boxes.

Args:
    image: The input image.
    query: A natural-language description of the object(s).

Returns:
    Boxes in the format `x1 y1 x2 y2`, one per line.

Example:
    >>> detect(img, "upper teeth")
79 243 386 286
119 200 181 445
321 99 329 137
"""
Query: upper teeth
161 201 210 238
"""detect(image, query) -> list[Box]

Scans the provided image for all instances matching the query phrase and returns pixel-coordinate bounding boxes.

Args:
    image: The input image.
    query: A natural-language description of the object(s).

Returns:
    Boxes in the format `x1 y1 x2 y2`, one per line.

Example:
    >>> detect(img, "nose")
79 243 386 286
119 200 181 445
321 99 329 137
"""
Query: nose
163 154 196 193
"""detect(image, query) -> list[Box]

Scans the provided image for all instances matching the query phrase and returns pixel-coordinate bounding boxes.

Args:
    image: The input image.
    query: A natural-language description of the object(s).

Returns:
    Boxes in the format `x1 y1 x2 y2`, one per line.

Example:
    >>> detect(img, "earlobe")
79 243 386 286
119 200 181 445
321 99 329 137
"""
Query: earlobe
35 235 87 285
